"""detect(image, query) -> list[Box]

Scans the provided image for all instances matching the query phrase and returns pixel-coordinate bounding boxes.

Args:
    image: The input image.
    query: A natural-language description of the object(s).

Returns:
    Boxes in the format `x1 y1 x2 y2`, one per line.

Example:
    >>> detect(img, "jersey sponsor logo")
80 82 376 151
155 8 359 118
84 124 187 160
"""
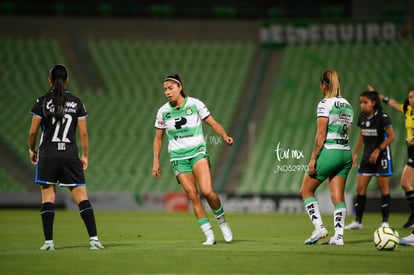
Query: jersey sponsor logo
174 117 187 129
361 128 378 136
45 99 78 114
334 101 352 109
339 112 352 120
174 134 194 141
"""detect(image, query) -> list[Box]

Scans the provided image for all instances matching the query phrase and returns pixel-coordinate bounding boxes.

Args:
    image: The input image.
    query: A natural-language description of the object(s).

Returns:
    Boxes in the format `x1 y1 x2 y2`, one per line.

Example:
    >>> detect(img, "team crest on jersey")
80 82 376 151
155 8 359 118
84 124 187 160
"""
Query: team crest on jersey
366 121 370 127
186 107 193 115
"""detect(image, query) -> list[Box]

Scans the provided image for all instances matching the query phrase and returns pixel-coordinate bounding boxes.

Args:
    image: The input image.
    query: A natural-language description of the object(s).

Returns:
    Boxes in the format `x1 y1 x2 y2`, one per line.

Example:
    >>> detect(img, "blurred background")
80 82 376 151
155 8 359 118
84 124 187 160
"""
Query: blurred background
1 0 413 212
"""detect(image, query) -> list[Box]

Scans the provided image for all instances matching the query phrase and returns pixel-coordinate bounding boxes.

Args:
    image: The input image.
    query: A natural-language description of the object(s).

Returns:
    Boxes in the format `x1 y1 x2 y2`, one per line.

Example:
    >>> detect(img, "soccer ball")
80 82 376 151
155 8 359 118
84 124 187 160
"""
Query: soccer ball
373 226 399 251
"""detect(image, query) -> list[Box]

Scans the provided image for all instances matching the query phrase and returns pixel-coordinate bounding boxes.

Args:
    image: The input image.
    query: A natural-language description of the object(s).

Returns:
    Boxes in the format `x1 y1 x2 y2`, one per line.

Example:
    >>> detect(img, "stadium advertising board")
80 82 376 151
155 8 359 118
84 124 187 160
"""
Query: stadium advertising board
260 21 399 45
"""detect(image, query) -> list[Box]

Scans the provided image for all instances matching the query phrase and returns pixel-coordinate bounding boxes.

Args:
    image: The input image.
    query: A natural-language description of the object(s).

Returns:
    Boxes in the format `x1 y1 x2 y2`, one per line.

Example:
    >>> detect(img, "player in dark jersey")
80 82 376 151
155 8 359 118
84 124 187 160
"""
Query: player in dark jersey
370 85 414 245
345 90 395 230
28 64 103 250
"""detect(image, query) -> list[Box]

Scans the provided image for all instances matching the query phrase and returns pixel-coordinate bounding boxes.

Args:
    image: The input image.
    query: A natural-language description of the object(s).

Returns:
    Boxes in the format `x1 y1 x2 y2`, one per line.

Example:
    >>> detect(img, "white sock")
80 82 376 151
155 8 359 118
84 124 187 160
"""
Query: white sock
334 207 347 238
304 198 323 229
200 223 214 240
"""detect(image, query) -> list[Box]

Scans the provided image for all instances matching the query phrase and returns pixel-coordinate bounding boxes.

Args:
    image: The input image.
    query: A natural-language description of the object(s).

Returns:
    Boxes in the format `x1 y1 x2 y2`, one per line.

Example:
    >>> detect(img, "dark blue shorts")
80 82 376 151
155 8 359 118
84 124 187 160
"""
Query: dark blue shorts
35 157 86 187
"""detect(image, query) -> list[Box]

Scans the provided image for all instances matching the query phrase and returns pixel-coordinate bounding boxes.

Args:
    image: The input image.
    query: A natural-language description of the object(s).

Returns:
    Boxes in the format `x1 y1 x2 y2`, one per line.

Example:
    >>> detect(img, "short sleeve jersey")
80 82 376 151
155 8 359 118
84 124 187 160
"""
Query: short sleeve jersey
357 111 392 158
154 97 210 161
317 96 353 150
30 91 87 159
401 104 414 141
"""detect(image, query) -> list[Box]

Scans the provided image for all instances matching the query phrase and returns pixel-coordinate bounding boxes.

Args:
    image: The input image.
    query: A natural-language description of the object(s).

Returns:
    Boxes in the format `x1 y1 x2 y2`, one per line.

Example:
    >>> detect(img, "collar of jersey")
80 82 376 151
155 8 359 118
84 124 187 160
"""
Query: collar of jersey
169 96 188 110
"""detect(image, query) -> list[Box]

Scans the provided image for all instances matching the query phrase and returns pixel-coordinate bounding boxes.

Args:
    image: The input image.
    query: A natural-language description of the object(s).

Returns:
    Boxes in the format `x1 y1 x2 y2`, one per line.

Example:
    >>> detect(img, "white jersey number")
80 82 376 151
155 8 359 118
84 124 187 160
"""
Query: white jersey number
52 114 72 143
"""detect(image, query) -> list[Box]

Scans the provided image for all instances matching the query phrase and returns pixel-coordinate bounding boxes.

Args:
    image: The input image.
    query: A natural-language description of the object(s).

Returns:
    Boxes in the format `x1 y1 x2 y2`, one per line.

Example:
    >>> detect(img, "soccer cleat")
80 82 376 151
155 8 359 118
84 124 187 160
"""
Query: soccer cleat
40 243 55 251
322 236 344 246
399 233 414 246
219 222 233 242
202 237 216 245
380 222 389 228
344 221 363 230
403 214 414 228
304 226 328 245
90 240 104 250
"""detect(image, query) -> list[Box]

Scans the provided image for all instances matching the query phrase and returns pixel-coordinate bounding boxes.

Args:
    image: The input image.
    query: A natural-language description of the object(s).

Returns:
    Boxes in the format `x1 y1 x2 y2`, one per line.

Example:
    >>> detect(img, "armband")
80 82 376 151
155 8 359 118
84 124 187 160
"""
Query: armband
382 96 390 104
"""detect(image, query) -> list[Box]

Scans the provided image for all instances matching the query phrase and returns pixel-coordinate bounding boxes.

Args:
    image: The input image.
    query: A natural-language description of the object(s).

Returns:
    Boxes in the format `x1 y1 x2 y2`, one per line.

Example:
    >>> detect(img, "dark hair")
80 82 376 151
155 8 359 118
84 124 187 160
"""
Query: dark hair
48 64 68 121
402 88 414 114
164 74 186 97
360 90 382 113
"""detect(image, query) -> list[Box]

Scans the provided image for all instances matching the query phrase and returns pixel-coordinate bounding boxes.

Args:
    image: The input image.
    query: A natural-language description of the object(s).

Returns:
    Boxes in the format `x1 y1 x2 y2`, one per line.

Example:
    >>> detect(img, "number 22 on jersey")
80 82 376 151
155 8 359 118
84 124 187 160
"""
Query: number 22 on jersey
52 114 72 151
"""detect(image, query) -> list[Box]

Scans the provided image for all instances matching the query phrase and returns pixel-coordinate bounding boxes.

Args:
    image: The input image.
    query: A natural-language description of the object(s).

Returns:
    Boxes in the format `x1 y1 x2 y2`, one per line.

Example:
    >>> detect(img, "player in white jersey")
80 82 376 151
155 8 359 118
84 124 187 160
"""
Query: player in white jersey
153 74 233 245
300 70 353 245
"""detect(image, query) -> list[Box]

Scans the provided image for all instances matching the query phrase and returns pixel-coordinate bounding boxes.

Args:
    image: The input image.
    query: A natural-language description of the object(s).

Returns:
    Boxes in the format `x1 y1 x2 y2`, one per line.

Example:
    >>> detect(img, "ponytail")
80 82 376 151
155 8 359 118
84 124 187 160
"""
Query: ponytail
321 70 341 97
48 64 68 121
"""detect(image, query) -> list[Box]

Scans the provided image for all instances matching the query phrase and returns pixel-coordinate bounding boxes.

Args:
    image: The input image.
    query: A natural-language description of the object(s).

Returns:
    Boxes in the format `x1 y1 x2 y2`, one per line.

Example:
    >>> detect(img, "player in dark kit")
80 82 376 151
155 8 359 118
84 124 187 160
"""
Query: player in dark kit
345 90 395 230
28 64 103 250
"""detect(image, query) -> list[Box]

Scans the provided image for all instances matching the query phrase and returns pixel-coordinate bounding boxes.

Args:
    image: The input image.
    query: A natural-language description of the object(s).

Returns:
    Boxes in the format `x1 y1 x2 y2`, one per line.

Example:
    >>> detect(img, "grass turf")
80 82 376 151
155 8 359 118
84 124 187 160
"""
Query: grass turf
0 210 412 274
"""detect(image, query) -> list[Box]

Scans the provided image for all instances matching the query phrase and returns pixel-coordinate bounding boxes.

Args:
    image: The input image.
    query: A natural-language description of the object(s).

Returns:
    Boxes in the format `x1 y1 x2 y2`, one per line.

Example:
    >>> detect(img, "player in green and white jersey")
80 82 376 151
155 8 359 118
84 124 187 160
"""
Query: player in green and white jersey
300 70 354 246
153 74 233 245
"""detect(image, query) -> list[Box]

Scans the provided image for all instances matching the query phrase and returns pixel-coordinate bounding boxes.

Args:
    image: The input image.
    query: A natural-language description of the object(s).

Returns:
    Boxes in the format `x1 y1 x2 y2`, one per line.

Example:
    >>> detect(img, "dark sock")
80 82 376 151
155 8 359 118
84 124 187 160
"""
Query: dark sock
381 194 391 222
354 195 366 223
406 190 414 213
78 200 97 238
40 202 55 241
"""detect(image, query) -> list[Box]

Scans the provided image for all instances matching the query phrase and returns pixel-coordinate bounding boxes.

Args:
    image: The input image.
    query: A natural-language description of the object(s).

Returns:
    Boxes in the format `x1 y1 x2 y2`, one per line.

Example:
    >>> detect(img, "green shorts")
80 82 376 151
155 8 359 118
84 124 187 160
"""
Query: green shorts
312 147 352 181
170 153 210 177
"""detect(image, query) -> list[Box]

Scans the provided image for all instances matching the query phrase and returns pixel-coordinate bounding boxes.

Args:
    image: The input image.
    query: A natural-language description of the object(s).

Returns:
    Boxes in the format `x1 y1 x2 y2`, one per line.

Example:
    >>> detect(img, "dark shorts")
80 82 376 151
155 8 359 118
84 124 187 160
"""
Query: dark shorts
407 145 414 168
35 157 86 187
358 149 393 176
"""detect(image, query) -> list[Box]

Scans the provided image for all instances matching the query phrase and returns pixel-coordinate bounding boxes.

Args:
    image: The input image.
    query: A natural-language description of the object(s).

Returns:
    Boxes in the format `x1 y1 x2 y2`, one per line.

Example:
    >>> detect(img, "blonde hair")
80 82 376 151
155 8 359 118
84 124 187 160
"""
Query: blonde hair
321 70 341 97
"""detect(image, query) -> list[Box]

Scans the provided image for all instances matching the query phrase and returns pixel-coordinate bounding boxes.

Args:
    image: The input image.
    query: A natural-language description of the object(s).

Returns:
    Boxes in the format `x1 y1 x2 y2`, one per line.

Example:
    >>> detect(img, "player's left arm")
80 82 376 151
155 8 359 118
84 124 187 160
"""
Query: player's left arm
78 117 89 170
203 115 233 145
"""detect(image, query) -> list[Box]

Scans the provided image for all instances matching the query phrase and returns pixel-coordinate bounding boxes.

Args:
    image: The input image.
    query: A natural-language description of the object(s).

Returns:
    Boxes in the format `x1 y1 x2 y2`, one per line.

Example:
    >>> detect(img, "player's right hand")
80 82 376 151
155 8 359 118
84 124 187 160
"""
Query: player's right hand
152 163 161 179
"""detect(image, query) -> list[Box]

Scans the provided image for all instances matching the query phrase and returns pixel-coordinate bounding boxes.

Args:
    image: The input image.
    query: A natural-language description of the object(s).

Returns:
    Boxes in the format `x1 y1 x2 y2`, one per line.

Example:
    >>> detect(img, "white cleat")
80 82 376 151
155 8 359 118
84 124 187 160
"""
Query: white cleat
202 237 216 245
400 233 414 246
304 226 328 245
219 222 233 242
380 222 390 228
344 221 363 230
90 240 104 250
40 243 55 251
322 236 344 246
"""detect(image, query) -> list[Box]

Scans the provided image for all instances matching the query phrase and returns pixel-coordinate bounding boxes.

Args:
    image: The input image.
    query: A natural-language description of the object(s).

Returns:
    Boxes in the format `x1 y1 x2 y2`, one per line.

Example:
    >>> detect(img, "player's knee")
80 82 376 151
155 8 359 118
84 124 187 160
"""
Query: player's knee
201 189 216 200
187 192 202 205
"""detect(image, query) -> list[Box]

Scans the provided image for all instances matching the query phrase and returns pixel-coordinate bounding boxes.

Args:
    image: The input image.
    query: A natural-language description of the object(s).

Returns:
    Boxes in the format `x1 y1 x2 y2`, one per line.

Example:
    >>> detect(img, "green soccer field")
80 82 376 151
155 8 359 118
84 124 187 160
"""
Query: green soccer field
0 210 412 274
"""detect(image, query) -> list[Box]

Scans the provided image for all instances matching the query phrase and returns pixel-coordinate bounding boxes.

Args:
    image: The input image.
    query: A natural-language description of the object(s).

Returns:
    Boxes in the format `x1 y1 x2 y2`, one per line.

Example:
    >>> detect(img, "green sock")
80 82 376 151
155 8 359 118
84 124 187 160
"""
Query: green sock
213 206 226 224
197 217 210 226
